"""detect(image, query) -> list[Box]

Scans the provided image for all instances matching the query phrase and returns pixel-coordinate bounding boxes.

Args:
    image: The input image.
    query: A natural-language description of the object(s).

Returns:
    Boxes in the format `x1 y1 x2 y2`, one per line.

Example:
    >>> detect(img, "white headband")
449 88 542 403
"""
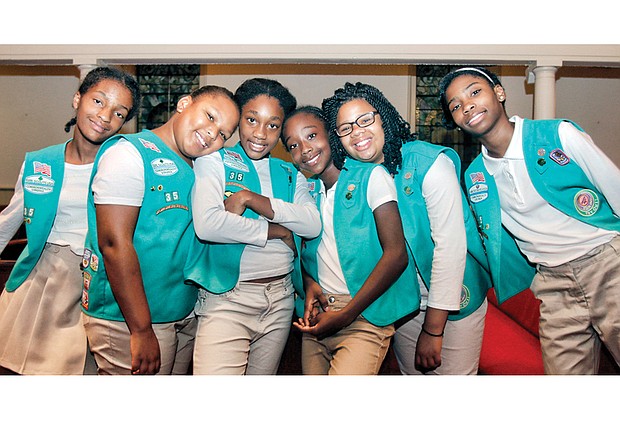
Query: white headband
453 67 496 85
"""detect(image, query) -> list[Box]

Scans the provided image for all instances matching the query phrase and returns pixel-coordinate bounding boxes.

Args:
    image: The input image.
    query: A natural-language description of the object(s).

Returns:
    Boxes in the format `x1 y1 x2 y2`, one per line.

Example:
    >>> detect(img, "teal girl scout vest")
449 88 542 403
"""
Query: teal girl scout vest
81 131 198 323
301 158 420 327
5 141 68 292
465 119 620 303
394 141 491 320
184 142 303 295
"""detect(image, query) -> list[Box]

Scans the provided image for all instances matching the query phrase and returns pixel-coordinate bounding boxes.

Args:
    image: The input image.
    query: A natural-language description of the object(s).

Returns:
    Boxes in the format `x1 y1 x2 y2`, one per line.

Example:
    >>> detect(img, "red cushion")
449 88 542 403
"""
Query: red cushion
487 289 541 337
479 303 544 375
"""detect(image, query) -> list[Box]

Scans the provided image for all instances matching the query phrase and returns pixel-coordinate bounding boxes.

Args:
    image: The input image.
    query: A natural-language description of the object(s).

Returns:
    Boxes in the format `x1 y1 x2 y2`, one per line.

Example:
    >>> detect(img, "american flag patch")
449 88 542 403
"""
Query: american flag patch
139 138 161 153
33 161 51 177
469 172 486 184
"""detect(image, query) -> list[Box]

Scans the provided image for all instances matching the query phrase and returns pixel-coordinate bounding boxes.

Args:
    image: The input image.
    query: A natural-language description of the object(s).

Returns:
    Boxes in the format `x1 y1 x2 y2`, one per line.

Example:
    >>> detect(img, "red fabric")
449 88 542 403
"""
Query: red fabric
487 288 541 337
479 302 544 375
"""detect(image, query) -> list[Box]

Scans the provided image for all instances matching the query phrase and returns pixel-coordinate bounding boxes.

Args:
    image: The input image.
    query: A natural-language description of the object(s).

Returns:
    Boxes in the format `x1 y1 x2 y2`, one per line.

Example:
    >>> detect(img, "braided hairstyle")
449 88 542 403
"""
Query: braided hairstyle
234 77 297 123
321 82 415 175
64 66 141 133
438 66 504 130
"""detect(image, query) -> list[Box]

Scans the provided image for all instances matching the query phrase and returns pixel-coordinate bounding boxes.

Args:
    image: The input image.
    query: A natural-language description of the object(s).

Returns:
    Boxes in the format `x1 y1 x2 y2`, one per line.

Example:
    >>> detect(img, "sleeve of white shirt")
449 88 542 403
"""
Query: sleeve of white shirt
92 140 144 206
367 166 398 210
0 162 26 253
559 121 620 215
268 170 321 238
191 152 268 246
422 153 466 311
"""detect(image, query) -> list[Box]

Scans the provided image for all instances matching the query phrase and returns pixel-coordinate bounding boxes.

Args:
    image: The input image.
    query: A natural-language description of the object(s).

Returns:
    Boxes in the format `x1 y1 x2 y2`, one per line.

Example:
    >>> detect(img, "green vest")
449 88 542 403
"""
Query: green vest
302 158 420 327
395 141 491 320
464 119 620 303
81 131 197 323
185 142 303 294
5 141 68 292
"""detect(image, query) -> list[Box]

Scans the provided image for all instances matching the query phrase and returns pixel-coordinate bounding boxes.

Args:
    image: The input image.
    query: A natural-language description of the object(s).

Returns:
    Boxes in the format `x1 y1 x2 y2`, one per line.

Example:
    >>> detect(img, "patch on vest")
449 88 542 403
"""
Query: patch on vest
549 148 570 166
33 161 52 177
469 172 486 184
469 192 488 203
139 138 161 153
24 174 55 194
460 285 471 310
469 183 488 195
574 189 600 217
151 158 179 176
223 150 249 172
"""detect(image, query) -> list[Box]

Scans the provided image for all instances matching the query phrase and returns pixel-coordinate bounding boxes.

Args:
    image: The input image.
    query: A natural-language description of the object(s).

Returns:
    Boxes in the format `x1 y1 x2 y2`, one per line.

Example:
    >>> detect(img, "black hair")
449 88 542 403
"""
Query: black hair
64 66 141 133
190 85 237 108
233 78 297 120
438 66 503 130
321 82 415 175
281 105 327 151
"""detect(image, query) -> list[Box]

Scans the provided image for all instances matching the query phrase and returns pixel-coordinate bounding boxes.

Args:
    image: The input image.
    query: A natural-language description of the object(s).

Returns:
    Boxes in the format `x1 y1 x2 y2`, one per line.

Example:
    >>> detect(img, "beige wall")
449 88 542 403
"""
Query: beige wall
1 60 619 204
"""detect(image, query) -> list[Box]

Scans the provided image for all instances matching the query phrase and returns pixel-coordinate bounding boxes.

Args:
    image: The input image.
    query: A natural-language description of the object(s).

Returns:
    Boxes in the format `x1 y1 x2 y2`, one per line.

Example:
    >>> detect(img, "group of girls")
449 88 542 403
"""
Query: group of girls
1 65 618 376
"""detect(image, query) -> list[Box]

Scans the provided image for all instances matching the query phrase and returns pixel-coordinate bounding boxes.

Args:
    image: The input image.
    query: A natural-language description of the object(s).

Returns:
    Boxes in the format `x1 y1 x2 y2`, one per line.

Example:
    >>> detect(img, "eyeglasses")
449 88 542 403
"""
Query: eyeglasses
335 111 379 137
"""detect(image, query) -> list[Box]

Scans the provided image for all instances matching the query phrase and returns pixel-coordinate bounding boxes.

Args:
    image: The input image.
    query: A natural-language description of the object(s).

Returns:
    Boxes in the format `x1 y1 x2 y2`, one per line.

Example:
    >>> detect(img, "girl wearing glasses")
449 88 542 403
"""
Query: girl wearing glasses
282 106 419 374
322 81 491 375
440 67 620 374
190 78 321 375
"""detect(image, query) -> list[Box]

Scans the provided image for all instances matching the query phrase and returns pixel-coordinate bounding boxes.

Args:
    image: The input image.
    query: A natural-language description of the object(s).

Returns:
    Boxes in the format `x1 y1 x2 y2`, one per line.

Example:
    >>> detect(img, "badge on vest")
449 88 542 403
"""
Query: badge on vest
469 172 486 184
549 148 570 166
223 150 249 173
460 285 471 310
574 189 600 217
23 207 35 224
151 158 179 176
24 174 55 194
346 183 356 200
139 138 161 153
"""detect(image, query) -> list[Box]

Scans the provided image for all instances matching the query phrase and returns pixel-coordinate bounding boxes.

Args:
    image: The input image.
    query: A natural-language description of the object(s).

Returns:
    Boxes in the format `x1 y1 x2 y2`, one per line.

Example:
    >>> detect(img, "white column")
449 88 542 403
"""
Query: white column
527 65 558 120
78 64 97 81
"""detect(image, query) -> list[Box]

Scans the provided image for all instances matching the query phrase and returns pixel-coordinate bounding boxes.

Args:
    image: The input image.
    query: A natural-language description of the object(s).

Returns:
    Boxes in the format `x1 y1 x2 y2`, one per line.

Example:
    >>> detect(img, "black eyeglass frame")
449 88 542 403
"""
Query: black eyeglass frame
335 111 380 137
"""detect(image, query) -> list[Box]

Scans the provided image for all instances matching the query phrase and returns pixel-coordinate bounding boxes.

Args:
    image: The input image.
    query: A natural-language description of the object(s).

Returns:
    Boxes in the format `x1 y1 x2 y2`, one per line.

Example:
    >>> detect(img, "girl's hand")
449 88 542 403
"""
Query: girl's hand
224 190 249 216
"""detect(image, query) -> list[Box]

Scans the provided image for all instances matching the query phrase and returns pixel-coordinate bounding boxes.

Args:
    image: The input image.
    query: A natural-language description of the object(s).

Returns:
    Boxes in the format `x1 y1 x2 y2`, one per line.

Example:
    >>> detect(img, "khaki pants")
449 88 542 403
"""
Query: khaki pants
301 294 395 375
532 235 620 375
84 313 197 375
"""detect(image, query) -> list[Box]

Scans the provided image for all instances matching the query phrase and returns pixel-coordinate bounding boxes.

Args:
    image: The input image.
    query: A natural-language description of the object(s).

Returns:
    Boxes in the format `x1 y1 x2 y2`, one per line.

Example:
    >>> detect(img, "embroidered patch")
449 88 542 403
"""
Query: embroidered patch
460 285 471 310
33 161 52 177
223 150 249 172
82 271 92 291
82 249 92 270
81 290 89 310
469 192 488 203
139 138 161 153
24 174 55 194
574 189 600 217
469 172 486 184
90 254 99 272
155 204 189 215
151 158 178 176
469 183 488 195
164 191 180 203
549 148 570 166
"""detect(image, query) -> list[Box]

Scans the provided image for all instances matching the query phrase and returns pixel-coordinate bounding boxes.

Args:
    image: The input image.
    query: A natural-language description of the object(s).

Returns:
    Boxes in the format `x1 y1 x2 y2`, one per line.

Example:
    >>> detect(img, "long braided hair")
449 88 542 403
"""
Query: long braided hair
321 82 416 175
64 66 140 133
